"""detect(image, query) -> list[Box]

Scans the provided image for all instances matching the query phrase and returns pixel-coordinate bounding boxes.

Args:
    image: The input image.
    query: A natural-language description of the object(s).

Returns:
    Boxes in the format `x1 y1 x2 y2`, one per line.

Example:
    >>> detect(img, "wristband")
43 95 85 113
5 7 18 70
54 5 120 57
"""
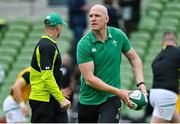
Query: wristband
19 102 26 108
136 82 145 87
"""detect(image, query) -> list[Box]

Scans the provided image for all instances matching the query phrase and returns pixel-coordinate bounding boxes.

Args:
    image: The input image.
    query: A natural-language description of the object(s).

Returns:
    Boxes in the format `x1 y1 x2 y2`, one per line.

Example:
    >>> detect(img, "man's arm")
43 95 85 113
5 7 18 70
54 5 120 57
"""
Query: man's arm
124 48 148 95
79 61 132 108
12 77 26 103
11 77 29 116
39 44 71 109
41 70 71 109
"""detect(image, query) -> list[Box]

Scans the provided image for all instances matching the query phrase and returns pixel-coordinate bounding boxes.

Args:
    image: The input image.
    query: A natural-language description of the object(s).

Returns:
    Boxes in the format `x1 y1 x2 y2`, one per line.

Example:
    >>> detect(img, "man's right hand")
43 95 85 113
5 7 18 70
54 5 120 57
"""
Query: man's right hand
59 98 71 109
61 87 72 99
116 89 133 109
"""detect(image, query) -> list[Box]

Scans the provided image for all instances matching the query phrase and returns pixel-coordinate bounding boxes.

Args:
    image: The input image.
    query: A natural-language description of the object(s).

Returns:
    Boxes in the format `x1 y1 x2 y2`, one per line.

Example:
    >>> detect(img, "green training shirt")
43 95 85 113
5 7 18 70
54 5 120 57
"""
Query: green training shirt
29 35 64 102
77 26 132 105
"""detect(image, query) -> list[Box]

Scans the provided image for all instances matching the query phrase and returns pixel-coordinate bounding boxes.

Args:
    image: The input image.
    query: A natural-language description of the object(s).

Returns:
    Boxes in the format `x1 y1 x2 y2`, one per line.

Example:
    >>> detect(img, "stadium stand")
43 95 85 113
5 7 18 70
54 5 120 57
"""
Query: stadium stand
0 0 180 122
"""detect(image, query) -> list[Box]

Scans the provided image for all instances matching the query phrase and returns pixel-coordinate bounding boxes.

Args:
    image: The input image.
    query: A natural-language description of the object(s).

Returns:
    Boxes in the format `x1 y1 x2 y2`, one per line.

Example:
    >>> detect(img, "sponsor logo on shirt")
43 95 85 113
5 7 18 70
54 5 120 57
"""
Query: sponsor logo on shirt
45 66 50 70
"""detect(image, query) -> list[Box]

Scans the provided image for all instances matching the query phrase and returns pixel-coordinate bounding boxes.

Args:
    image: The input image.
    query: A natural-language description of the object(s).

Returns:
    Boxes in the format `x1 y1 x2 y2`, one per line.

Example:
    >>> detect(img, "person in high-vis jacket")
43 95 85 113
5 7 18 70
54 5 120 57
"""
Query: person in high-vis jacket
29 12 71 123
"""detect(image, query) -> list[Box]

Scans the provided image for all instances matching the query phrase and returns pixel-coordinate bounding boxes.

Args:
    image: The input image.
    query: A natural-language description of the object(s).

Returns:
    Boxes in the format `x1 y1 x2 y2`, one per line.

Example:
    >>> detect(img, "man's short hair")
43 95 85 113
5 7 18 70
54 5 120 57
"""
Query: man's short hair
162 31 177 42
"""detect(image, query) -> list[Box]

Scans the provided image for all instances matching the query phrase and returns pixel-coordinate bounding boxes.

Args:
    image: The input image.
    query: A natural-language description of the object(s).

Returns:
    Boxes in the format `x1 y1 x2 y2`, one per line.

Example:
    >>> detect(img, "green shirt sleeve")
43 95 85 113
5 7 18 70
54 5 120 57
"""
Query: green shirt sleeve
77 39 93 64
120 30 132 53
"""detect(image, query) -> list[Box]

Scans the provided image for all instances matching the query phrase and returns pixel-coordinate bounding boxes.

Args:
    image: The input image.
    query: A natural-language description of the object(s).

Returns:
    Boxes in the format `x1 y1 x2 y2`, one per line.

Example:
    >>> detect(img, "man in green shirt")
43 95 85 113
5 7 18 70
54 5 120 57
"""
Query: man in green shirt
29 12 71 123
77 4 147 123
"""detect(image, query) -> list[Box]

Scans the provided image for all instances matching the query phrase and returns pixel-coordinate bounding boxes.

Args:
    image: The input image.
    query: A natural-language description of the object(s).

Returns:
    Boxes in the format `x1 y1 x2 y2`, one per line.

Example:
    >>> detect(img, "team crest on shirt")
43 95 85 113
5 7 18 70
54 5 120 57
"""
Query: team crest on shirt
91 48 97 53
112 40 117 46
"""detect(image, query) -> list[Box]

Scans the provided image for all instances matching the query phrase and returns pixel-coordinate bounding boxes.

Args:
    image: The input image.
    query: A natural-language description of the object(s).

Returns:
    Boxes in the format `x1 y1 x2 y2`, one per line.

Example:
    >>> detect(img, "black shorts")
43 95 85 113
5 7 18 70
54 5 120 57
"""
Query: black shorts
29 96 68 123
78 96 121 123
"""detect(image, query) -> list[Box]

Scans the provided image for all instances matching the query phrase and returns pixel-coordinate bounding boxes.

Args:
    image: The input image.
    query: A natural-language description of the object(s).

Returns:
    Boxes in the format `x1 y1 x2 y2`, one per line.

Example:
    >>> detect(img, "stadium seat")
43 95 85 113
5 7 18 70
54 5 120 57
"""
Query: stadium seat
150 38 162 47
148 0 169 5
147 2 164 12
0 56 14 66
162 10 180 19
8 25 30 35
0 89 9 113
0 47 18 57
157 25 177 32
131 41 147 51
147 46 161 57
3 32 26 43
160 18 179 26
1 40 22 50
0 32 2 41
138 17 157 33
21 47 34 55
28 31 42 40
25 38 38 45
9 18 31 28
146 9 161 20
12 62 29 72
32 20 43 30
166 2 180 12
0 63 10 74
130 31 151 42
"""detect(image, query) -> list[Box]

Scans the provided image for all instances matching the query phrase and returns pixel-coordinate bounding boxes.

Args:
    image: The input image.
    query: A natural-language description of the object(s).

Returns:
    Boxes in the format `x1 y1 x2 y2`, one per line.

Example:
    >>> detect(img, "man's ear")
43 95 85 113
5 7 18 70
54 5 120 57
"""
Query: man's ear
161 41 167 49
161 41 165 47
175 41 177 46
57 25 62 31
106 16 109 23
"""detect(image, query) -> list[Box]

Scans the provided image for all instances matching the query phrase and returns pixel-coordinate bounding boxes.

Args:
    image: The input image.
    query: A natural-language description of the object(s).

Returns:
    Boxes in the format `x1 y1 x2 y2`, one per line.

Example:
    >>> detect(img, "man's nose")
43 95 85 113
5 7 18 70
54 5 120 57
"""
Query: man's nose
91 15 96 20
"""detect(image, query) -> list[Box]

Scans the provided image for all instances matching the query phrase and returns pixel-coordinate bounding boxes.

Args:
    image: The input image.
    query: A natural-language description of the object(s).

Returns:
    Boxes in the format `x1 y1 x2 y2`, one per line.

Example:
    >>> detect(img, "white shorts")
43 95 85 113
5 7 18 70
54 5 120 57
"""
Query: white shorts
3 95 26 123
150 89 178 121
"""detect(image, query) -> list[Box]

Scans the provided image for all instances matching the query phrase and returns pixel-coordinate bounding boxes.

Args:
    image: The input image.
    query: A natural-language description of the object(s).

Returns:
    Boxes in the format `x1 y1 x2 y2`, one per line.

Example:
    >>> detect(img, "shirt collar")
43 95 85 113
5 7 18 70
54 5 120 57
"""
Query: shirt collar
90 27 112 43
41 35 57 44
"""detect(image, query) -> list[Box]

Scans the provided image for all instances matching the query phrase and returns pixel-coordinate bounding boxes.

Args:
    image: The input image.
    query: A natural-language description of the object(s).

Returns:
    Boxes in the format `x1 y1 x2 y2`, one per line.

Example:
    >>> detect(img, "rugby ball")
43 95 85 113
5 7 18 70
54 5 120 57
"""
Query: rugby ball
129 90 148 110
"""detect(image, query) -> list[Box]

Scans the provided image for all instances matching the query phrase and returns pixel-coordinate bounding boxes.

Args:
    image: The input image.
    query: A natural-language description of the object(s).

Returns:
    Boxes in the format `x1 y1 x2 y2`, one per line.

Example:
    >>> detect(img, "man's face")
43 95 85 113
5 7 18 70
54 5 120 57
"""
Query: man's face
164 34 177 42
89 7 108 31
162 33 177 46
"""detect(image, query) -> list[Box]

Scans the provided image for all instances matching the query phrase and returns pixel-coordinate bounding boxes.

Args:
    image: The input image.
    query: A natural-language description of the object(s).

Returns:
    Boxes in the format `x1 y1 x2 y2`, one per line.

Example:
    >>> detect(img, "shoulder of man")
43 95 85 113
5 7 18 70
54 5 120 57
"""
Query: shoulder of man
108 26 124 33
108 26 127 38
174 47 180 54
17 67 30 78
78 31 92 46
38 38 56 50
